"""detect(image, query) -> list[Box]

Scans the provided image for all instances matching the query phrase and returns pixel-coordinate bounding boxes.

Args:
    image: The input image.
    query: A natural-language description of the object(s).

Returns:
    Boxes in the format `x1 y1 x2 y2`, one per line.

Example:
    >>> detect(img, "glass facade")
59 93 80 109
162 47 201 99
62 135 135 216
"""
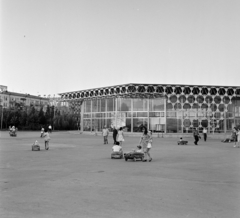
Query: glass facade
82 96 240 133
59 84 239 134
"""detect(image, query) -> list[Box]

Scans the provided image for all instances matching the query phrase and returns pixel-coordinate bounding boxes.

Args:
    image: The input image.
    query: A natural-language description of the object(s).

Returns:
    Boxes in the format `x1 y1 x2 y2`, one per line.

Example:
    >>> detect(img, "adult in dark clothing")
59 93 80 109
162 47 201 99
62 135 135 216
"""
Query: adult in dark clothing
113 126 118 145
193 128 200 145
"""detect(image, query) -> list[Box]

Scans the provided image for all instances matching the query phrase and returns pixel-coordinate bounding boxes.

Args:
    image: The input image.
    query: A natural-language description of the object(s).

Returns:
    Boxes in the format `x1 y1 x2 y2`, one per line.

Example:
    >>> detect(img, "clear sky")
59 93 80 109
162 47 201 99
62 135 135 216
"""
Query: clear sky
1 0 240 96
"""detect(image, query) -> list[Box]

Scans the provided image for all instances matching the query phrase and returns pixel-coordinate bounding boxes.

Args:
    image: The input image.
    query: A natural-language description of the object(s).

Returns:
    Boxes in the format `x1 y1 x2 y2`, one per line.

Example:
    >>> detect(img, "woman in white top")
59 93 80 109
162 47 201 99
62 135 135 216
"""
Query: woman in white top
117 127 125 145
145 130 153 162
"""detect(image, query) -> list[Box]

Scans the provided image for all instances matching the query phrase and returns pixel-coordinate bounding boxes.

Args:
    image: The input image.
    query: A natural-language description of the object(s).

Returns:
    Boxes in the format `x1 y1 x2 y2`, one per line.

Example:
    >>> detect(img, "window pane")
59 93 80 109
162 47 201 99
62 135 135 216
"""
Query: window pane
106 98 115 111
133 99 148 111
133 118 148 132
118 98 131 111
92 99 98 112
100 99 106 112
85 100 91 112
137 112 148 117
149 99 164 111
125 118 131 132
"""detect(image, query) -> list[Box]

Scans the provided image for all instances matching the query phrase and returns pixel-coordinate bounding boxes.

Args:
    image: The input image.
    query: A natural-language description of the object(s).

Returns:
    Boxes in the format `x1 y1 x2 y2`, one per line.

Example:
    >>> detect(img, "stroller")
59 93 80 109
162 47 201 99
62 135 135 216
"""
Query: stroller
221 132 236 143
9 128 17 137
178 140 188 145
32 141 40 151
124 151 144 161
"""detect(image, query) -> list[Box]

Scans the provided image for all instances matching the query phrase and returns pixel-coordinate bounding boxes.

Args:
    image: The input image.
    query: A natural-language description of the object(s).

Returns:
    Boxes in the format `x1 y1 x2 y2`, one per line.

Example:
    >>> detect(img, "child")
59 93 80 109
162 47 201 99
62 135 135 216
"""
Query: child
40 127 44 137
42 130 50 150
134 145 143 153
112 143 123 153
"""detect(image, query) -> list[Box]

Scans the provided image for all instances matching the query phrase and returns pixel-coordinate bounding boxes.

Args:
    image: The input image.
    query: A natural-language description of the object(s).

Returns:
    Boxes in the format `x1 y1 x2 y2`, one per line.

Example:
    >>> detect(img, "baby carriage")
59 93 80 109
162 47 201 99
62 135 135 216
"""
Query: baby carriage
32 141 40 151
124 151 144 161
221 133 235 143
178 140 188 145
9 129 17 137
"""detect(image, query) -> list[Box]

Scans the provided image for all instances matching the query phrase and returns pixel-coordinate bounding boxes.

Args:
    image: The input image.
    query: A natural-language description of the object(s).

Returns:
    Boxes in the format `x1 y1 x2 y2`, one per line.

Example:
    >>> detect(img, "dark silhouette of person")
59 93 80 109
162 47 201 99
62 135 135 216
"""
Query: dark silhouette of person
113 126 118 145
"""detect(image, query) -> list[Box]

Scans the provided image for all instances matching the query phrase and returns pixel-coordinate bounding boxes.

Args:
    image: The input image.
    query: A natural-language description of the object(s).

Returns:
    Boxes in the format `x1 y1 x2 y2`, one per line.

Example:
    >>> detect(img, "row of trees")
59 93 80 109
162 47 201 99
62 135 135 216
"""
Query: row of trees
1 104 79 131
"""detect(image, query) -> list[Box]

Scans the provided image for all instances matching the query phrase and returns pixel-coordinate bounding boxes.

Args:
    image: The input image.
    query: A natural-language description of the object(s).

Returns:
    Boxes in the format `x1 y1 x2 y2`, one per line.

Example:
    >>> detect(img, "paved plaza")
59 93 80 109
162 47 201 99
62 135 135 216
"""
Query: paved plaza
0 131 240 218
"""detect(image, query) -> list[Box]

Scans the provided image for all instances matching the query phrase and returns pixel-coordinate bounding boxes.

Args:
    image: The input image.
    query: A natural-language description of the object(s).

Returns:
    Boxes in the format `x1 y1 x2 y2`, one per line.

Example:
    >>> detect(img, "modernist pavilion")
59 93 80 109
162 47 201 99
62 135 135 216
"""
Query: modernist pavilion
60 83 240 134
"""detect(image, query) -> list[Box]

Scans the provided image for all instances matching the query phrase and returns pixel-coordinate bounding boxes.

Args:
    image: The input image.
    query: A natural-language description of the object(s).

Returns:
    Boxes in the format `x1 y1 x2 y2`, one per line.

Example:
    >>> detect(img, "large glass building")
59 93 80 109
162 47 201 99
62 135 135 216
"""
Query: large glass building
60 83 240 134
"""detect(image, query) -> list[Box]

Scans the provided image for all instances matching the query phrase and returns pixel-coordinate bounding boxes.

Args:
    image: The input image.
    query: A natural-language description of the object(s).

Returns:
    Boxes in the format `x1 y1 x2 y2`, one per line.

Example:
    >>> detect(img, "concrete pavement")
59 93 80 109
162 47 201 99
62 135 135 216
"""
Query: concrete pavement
0 131 240 218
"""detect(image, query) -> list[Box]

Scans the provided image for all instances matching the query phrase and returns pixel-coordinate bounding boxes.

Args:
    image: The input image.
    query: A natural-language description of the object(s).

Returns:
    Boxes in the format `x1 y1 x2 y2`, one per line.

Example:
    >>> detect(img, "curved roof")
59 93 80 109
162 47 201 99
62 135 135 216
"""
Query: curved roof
59 83 240 101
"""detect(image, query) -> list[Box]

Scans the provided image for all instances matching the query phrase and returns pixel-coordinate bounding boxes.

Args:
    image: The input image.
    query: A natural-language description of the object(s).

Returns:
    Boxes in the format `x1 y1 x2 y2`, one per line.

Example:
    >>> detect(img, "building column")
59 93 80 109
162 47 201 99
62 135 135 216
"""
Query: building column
224 109 227 133
115 98 118 129
147 98 150 131
80 101 84 132
131 98 133 133
90 100 92 132
164 97 167 133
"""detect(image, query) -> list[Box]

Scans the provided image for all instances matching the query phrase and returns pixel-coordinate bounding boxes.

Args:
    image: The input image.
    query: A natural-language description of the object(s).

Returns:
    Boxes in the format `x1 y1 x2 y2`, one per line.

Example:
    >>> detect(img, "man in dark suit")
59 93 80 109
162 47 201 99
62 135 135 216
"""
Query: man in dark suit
113 126 118 145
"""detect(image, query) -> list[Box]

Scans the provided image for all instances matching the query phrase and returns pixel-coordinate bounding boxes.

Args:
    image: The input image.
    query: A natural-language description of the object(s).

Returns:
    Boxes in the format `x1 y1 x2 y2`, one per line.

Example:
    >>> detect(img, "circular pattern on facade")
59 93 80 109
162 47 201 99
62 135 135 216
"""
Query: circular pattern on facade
201 88 208 95
174 87 182 95
170 95 177 103
174 103 182 110
214 96 221 104
183 87 191 95
192 119 199 128
192 103 199 109
183 103 191 109
214 112 221 119
218 88 226 95
196 96 204 104
205 96 213 104
210 104 217 112
210 88 217 95
183 119 191 127
179 95 186 103
187 95 195 103
192 87 200 95
218 104 225 112
223 96 230 104
165 86 173 94
201 103 208 110
201 120 208 127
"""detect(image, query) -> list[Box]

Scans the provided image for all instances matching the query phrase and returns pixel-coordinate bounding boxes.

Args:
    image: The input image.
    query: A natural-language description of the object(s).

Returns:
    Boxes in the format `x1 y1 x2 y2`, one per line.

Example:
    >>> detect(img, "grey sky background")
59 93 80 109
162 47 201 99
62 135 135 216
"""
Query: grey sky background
1 0 240 96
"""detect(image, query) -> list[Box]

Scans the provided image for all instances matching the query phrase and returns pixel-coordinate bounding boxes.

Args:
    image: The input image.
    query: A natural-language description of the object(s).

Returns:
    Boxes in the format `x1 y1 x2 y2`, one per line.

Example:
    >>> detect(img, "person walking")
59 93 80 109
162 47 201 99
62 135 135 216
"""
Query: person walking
42 129 50 150
117 127 125 145
236 129 240 148
40 127 44 137
145 130 153 162
112 126 118 145
102 126 109 144
232 127 238 147
139 127 150 162
203 128 207 142
193 128 200 145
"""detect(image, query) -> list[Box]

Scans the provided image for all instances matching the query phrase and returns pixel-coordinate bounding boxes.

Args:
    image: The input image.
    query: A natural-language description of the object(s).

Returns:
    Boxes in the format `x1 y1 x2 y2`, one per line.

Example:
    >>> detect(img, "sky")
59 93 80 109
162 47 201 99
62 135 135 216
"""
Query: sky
1 0 240 97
